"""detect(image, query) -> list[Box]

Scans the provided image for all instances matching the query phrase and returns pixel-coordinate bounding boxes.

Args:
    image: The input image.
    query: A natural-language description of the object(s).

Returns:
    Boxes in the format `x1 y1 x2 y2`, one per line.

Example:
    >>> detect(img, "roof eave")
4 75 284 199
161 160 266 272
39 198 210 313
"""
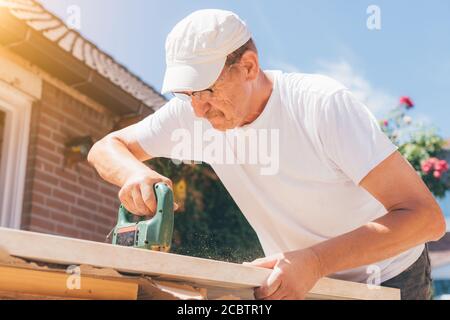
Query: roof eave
0 8 153 115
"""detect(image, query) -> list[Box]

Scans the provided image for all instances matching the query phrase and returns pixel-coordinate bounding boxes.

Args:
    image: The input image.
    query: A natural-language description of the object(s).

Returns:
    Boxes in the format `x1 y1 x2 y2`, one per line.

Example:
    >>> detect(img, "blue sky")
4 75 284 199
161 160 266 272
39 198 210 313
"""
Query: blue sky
40 0 450 138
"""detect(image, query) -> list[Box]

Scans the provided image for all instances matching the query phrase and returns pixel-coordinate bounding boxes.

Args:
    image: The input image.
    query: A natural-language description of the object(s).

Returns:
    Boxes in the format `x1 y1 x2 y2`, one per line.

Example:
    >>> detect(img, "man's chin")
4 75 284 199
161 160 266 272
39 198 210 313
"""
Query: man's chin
210 121 238 132
208 117 230 131
209 122 227 131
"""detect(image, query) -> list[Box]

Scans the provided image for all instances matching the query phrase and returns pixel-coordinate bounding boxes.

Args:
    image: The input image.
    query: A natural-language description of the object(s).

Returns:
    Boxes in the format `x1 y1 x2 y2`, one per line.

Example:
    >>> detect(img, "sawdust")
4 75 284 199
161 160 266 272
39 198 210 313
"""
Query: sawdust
0 247 51 270
78 265 122 277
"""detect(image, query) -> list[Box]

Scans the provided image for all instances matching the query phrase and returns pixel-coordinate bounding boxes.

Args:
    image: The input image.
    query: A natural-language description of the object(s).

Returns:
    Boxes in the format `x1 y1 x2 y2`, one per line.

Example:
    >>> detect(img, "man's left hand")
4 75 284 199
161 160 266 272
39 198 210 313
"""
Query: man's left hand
243 248 324 300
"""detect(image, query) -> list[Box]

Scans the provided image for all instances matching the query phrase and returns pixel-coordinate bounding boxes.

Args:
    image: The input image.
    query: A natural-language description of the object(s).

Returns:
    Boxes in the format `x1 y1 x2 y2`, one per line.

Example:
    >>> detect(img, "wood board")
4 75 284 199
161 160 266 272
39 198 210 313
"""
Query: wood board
0 227 400 300
0 265 138 299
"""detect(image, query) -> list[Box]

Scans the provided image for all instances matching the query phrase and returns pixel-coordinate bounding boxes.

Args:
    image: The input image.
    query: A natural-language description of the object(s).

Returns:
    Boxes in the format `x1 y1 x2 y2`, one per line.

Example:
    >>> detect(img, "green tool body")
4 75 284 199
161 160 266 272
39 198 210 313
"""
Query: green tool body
112 182 174 252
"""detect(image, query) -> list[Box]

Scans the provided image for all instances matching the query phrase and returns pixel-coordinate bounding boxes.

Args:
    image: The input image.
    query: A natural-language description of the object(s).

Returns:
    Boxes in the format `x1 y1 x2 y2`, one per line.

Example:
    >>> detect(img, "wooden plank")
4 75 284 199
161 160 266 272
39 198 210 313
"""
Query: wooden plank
0 227 400 299
0 227 271 288
0 290 83 300
0 265 138 300
308 277 398 300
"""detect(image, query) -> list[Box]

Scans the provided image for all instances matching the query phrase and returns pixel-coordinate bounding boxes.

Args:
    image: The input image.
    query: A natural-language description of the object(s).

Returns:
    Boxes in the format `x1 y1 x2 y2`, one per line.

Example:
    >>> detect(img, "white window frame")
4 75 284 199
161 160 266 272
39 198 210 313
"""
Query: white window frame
0 80 33 229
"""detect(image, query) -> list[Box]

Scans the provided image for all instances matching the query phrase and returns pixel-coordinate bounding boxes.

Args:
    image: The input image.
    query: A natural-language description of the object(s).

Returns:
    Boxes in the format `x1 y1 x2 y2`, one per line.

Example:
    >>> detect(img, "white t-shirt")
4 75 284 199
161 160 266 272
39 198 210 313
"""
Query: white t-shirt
134 70 424 283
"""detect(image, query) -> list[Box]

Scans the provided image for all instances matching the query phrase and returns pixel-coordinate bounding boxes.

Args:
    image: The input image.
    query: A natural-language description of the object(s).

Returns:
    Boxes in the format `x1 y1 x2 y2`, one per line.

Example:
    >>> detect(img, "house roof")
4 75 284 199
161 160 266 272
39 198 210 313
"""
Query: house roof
0 0 166 114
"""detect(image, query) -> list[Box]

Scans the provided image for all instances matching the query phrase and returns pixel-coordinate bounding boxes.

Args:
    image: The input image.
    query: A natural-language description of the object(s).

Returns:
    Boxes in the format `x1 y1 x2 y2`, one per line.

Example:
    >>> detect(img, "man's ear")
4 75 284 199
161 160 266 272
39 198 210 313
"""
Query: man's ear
240 50 259 81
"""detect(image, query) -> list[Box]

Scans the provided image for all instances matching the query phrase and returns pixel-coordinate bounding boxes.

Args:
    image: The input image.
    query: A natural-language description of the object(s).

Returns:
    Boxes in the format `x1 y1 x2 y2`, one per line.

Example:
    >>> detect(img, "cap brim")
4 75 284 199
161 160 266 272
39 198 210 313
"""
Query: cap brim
161 56 227 94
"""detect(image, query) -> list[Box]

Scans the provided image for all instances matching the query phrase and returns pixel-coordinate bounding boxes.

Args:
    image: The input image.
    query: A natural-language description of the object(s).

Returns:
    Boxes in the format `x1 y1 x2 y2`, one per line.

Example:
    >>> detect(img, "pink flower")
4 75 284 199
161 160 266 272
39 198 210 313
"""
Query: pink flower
439 160 449 171
383 120 389 127
399 96 414 109
421 163 432 174
422 158 449 178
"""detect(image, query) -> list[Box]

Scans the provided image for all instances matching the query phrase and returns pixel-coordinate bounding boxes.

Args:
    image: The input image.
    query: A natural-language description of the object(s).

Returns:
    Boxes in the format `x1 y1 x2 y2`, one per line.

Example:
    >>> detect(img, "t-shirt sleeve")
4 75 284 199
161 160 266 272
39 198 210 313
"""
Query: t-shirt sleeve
318 89 399 185
132 98 197 160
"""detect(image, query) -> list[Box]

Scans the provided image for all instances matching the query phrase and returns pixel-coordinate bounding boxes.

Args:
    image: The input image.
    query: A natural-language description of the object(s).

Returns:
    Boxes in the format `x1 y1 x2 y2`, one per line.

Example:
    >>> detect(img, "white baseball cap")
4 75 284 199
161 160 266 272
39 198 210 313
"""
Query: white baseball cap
161 9 252 95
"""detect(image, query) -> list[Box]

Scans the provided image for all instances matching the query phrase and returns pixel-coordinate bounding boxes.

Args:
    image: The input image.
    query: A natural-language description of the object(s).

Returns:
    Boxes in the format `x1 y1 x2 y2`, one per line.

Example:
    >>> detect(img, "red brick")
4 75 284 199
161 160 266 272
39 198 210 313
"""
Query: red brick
33 181 52 195
77 197 98 210
42 106 65 122
40 113 60 130
60 180 81 193
78 176 99 191
64 123 90 137
36 146 61 165
30 204 51 218
75 218 93 230
31 192 47 205
51 131 66 144
83 189 100 202
54 168 77 182
100 186 118 198
37 125 52 138
36 135 56 152
29 225 54 234
51 212 74 225
46 198 69 212
29 216 55 231
34 170 59 186
95 224 113 237
93 215 112 226
70 205 92 220
99 205 117 217
55 224 79 238
35 159 54 173
53 189 76 203
22 83 125 241
79 165 96 178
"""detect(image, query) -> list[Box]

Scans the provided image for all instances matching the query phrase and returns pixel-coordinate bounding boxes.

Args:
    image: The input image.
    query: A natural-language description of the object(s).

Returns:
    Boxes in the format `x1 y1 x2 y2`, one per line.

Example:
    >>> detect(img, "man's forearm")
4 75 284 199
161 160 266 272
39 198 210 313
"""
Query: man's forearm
309 206 444 279
88 135 152 187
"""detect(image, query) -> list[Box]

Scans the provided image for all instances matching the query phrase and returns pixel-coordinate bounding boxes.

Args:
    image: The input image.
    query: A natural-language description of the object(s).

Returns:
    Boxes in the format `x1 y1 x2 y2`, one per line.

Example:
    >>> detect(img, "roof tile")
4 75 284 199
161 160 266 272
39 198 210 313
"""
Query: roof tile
1 0 166 110
58 30 76 52
25 17 60 30
72 37 84 61
42 24 67 41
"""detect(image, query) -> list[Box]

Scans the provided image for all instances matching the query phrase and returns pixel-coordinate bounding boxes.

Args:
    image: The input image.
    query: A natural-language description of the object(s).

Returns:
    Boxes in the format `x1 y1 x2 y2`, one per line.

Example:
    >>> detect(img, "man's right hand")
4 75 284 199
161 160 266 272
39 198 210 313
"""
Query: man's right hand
118 170 177 216
88 123 179 217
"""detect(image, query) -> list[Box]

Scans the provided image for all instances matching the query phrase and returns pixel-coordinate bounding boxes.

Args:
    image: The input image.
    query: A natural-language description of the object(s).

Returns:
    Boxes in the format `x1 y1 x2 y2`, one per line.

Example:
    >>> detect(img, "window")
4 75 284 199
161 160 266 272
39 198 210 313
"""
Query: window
0 82 33 229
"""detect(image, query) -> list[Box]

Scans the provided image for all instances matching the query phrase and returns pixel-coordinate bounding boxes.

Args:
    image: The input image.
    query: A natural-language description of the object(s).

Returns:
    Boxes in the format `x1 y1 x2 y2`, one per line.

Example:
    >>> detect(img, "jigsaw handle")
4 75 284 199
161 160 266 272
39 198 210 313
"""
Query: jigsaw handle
117 182 173 224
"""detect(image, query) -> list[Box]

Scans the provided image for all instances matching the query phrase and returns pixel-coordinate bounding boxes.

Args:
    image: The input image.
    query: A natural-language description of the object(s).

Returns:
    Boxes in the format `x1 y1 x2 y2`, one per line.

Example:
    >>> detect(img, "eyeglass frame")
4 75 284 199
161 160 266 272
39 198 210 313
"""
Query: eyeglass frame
171 63 238 102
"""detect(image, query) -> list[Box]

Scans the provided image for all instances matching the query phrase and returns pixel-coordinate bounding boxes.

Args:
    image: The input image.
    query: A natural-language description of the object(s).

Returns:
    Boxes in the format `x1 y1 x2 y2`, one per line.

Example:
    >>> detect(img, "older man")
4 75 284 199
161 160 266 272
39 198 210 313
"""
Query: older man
88 9 445 300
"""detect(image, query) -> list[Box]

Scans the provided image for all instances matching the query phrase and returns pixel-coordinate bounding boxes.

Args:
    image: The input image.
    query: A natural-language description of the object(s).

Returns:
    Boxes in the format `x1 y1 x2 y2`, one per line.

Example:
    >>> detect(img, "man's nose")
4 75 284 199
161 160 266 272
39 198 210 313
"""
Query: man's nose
192 100 212 118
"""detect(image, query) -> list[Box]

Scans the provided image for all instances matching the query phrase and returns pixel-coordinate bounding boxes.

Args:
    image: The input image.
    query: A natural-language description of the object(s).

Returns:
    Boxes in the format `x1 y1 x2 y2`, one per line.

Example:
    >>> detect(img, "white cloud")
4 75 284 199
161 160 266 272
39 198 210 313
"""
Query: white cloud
267 59 397 117
315 60 397 116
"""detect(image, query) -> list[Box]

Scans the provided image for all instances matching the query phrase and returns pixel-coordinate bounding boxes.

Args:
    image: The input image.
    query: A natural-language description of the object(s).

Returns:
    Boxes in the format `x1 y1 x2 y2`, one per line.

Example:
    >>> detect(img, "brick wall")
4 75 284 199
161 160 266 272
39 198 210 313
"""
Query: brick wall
21 81 122 241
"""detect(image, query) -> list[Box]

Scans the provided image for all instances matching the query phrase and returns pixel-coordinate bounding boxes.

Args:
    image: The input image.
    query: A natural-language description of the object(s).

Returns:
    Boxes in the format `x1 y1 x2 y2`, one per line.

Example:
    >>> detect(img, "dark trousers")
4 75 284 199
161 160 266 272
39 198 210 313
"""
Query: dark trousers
381 244 433 300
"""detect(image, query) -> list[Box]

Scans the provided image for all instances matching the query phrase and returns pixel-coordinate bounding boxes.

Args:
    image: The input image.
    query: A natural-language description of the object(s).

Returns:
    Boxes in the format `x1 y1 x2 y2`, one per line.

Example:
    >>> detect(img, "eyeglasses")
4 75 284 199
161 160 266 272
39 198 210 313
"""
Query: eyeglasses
172 63 238 103
173 88 215 103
